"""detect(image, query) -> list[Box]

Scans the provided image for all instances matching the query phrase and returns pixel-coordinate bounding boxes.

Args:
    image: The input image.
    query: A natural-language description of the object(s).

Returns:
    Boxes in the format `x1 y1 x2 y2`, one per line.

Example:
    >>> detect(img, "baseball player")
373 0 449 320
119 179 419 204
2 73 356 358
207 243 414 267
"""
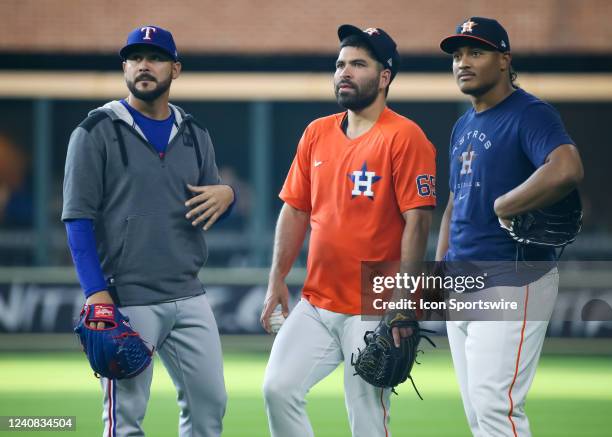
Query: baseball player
260 25 436 437
62 26 234 437
436 17 584 436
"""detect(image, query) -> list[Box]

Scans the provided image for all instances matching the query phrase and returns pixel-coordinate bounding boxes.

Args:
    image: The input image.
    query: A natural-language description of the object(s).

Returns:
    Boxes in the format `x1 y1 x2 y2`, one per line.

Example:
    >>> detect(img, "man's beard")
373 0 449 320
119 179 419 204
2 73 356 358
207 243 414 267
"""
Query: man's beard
335 76 379 111
126 74 172 102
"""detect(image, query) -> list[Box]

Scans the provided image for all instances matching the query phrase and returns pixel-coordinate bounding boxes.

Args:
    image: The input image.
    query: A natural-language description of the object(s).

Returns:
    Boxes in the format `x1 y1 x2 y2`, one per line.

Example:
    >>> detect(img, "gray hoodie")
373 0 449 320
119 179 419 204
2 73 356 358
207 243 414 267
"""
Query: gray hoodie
62 101 222 306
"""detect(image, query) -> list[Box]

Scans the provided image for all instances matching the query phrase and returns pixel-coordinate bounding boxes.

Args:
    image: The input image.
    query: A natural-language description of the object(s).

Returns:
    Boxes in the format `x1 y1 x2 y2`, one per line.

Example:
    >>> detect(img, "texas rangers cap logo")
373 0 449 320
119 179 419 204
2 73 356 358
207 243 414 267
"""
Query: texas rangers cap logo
120 25 179 61
140 26 157 40
460 20 478 33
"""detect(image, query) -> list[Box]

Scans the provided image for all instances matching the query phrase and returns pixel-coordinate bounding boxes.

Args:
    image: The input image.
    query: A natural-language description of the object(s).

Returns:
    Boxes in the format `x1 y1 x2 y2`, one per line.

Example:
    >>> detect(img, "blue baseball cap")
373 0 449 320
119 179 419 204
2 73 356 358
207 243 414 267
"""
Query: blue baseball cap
338 24 400 81
119 25 178 61
440 17 510 54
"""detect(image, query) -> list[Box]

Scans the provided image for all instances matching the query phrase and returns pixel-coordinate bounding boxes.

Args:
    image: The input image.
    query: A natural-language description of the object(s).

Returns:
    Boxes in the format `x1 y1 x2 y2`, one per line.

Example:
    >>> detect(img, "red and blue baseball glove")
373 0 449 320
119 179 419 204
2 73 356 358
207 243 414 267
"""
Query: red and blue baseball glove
74 304 152 379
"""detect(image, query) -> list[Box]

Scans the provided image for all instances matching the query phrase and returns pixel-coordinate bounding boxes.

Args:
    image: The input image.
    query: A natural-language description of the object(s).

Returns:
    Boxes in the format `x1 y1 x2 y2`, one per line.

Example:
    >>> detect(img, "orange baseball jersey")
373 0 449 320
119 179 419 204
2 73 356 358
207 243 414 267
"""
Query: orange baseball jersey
280 107 437 314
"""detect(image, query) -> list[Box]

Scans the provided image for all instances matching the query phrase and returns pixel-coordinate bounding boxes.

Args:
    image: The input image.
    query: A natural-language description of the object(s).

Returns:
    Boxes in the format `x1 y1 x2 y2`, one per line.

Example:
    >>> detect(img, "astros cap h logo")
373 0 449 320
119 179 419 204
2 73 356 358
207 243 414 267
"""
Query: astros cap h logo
440 17 511 54
460 20 478 33
363 28 381 36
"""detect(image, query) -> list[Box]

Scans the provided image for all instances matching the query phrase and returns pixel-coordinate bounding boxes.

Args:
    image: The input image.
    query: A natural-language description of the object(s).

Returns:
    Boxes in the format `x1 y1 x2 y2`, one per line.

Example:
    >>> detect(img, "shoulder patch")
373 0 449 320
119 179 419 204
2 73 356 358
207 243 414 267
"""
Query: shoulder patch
78 111 109 132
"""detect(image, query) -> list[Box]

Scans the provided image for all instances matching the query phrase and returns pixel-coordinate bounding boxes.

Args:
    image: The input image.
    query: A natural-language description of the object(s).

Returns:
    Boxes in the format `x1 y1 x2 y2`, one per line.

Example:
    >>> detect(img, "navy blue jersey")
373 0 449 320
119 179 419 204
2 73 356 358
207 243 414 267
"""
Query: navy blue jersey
447 88 574 261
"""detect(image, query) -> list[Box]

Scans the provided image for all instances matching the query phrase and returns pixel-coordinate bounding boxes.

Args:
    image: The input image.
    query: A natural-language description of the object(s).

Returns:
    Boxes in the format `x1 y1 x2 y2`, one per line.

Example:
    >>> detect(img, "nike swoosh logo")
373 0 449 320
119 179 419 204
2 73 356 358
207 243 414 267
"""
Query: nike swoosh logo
314 160 324 167
458 193 467 200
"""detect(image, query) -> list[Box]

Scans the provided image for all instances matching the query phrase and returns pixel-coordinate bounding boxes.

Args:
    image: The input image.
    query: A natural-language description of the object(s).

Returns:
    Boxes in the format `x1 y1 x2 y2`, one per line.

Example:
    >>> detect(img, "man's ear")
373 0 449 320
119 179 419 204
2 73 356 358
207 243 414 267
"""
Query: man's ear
500 52 512 72
380 68 392 90
172 62 182 79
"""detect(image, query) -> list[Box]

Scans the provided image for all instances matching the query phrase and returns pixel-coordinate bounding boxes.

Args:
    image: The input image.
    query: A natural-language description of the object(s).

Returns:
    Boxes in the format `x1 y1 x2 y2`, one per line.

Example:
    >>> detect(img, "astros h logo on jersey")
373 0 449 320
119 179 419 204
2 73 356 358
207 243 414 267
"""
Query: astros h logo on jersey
459 143 477 175
348 161 381 199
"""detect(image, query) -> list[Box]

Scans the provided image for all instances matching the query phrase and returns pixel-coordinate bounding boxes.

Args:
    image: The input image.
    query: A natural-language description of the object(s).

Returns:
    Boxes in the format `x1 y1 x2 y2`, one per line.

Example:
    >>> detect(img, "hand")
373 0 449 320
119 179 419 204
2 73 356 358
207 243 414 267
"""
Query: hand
498 217 512 231
85 290 114 329
384 310 416 348
260 276 290 334
391 325 414 348
185 184 234 231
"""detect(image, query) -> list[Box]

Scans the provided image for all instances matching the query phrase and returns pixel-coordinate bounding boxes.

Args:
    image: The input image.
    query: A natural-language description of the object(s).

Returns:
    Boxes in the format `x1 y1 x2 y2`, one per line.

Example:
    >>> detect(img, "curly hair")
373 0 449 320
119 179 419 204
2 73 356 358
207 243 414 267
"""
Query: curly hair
510 65 519 89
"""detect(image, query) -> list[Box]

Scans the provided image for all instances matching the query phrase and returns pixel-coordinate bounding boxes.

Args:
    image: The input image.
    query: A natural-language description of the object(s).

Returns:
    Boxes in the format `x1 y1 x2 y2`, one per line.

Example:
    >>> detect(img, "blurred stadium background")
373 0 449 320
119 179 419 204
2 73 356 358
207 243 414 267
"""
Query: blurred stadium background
0 1 611 436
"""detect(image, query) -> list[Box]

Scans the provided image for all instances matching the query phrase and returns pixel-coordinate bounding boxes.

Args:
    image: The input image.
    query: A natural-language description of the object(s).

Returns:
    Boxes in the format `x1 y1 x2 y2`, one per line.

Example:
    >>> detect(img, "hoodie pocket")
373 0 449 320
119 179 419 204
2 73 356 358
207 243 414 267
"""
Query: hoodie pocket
116 213 207 284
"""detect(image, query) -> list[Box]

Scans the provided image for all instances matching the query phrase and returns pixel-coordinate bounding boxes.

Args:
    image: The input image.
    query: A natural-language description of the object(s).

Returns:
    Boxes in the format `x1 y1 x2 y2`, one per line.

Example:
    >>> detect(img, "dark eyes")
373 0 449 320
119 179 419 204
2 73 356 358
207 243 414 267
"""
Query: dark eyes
335 62 366 69
452 50 482 61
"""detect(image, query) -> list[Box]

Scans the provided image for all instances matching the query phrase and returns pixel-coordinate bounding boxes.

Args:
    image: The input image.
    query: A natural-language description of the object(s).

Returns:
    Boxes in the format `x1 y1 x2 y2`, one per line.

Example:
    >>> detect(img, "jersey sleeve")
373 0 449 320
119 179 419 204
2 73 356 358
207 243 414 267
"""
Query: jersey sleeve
519 103 575 167
392 124 437 212
279 127 312 212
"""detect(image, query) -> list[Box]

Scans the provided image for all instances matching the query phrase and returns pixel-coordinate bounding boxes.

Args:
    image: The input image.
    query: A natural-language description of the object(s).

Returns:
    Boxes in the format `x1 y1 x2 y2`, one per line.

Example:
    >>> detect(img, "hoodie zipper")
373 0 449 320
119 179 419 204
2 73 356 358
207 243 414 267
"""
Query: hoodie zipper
116 119 187 162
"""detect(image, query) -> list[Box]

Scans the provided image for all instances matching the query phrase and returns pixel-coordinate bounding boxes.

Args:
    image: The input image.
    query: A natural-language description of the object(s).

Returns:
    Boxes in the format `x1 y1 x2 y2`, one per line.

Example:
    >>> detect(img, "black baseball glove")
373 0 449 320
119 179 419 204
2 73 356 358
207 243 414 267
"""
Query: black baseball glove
351 311 435 398
74 303 153 379
500 189 582 248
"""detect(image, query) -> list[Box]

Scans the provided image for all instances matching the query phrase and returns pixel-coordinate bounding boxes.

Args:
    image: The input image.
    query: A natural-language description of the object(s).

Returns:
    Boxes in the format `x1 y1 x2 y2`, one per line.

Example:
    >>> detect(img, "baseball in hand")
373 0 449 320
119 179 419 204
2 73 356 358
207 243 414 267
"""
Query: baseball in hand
268 309 286 334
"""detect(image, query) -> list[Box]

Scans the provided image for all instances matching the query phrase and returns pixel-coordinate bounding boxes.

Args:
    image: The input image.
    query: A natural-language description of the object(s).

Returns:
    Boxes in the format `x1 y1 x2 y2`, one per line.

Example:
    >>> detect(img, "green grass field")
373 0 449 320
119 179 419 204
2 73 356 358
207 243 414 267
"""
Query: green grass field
0 347 610 436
